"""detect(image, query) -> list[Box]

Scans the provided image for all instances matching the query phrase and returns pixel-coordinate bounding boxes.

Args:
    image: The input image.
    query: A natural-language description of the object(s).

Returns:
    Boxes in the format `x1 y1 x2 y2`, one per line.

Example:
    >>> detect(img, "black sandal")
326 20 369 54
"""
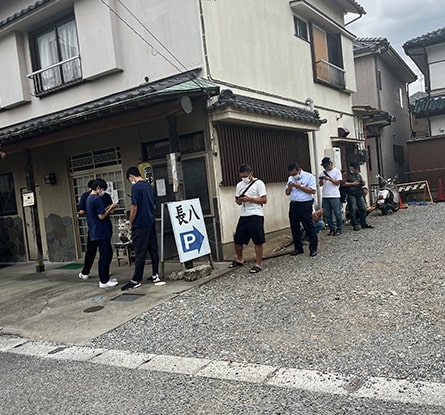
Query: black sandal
228 260 244 268
250 265 262 273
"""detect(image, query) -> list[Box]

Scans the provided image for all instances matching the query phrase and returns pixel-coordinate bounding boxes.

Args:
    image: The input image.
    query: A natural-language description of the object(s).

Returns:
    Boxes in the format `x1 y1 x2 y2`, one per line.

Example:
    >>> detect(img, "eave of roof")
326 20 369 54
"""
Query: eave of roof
0 71 220 145
0 0 53 30
352 105 393 125
342 0 366 15
404 27 445 49
209 90 322 126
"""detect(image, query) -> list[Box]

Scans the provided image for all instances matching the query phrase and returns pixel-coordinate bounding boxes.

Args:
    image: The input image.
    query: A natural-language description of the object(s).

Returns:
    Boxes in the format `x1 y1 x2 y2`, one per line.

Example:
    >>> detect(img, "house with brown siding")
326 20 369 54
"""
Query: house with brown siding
404 27 445 196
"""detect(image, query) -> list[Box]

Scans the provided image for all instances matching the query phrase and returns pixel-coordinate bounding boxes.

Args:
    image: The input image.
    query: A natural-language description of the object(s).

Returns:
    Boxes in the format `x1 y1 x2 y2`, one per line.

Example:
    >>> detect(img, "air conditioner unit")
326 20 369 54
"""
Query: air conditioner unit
324 147 342 170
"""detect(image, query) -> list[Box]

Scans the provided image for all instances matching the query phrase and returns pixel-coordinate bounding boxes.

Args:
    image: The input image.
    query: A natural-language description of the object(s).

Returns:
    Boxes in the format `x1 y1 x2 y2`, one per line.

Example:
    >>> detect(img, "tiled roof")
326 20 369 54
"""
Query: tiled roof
0 71 219 145
347 0 365 14
409 91 427 106
413 95 445 118
404 27 445 49
353 37 389 53
339 0 366 15
209 90 322 126
0 0 53 29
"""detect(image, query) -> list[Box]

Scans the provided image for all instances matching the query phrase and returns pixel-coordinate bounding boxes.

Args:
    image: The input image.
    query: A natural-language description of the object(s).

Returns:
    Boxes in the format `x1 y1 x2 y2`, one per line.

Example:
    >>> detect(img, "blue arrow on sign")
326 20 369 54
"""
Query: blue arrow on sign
180 226 205 253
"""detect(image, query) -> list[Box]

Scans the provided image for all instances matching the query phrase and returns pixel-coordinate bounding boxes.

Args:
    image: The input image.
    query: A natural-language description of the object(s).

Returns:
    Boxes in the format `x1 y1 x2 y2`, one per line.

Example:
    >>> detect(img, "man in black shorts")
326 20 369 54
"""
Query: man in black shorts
229 164 267 273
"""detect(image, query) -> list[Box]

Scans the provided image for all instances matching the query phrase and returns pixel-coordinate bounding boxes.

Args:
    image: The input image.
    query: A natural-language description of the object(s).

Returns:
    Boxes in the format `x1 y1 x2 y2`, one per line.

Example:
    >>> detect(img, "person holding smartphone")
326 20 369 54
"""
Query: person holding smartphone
318 157 343 236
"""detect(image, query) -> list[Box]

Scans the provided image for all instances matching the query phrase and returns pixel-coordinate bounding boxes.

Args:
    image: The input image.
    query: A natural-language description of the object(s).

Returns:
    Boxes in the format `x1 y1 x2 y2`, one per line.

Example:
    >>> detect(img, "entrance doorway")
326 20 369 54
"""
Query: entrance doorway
69 148 126 258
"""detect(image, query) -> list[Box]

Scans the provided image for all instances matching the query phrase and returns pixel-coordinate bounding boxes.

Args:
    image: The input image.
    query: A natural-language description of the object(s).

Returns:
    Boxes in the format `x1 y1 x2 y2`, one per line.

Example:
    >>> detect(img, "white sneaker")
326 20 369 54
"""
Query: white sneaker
99 279 118 288
150 274 161 283
78 272 89 281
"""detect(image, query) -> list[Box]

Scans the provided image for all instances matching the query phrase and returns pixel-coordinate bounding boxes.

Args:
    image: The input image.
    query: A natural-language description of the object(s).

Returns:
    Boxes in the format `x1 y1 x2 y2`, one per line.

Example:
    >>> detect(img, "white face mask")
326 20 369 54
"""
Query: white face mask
99 190 105 197
293 174 301 180
130 180 136 185
242 177 250 184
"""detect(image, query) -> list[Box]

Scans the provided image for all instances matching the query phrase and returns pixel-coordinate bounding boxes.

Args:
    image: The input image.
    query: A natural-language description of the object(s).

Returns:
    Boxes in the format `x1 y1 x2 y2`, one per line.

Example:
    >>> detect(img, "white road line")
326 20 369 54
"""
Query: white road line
1 336 444 408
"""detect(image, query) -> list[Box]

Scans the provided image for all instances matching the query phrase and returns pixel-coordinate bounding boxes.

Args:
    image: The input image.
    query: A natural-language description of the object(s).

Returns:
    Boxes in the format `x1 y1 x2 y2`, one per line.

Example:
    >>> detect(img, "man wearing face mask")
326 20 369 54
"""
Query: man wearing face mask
285 162 318 257
229 164 267 273
78 179 114 281
121 167 160 290
86 179 119 288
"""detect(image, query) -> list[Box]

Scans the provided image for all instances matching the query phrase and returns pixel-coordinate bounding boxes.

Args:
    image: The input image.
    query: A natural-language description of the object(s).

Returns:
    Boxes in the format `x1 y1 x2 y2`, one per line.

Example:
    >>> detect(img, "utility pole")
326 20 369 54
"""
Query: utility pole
166 97 193 269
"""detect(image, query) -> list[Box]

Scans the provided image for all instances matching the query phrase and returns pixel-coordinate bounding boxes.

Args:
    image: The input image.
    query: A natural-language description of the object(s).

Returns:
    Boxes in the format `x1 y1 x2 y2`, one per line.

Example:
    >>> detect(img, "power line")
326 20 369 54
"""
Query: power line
114 0 190 74
98 0 189 77
98 0 210 94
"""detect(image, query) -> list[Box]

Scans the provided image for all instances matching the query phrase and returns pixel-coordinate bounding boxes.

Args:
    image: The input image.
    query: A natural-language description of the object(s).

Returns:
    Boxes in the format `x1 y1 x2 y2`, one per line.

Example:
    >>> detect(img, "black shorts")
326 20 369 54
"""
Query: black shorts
234 215 265 245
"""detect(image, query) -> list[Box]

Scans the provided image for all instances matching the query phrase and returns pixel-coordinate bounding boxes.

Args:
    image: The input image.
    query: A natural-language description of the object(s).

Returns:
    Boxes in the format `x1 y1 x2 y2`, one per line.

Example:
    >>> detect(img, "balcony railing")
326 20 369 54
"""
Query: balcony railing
27 56 82 96
315 59 346 90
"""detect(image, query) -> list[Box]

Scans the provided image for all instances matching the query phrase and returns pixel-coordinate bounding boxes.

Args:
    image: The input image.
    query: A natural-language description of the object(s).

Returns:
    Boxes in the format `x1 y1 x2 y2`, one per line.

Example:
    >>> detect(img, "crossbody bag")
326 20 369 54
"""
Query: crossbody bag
236 179 258 199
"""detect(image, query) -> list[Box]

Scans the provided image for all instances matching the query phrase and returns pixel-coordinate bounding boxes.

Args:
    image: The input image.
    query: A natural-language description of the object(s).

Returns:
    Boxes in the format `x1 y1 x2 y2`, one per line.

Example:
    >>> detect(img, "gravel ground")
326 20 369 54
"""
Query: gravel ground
92 203 445 384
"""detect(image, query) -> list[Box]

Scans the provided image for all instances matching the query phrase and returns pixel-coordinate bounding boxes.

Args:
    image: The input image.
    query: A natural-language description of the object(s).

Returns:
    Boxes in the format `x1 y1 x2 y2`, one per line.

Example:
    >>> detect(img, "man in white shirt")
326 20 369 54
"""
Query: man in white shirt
285 162 318 257
319 157 343 236
229 164 267 273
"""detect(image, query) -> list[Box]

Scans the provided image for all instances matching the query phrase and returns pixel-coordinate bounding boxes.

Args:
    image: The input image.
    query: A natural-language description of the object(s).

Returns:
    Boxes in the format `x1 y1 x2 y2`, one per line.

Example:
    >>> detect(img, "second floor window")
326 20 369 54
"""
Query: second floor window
30 16 82 96
312 24 345 90
294 16 308 41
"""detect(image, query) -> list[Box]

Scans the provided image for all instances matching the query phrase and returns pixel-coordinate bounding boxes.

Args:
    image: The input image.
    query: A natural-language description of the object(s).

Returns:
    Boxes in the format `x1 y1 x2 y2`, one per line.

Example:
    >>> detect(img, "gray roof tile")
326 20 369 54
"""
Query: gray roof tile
413 95 445 117
209 90 322 126
0 0 53 29
353 37 389 52
404 27 445 49
0 71 219 144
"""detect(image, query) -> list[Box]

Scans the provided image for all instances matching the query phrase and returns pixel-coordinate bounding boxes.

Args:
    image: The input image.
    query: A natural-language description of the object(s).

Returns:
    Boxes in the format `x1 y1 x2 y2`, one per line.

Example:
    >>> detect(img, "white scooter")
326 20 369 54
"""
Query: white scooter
376 174 400 215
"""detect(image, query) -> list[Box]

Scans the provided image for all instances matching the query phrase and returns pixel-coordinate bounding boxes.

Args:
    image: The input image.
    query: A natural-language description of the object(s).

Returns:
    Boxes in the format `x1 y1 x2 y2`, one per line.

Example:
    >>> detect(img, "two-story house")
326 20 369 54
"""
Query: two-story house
0 0 365 264
352 38 416 195
404 27 445 195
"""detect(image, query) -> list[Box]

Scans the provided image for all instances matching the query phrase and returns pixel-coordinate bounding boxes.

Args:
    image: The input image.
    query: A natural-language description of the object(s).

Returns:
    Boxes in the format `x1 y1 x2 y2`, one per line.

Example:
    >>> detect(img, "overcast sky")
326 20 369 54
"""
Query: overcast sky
346 0 445 94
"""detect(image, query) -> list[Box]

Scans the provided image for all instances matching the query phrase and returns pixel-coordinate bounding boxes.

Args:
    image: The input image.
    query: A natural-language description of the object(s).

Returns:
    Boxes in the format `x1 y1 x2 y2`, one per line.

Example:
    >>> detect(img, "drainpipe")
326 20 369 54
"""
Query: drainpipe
305 98 322 206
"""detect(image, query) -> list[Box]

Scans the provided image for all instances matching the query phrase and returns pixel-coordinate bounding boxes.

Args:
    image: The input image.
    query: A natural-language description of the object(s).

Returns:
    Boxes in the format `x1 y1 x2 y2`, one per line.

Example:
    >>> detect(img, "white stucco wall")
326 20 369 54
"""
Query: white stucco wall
430 115 445 136
201 0 356 111
0 31 30 109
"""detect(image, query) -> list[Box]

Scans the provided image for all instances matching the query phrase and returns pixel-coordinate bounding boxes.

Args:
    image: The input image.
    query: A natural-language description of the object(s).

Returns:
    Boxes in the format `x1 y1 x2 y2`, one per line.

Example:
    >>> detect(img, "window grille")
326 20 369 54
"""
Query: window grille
69 147 122 174
216 123 309 186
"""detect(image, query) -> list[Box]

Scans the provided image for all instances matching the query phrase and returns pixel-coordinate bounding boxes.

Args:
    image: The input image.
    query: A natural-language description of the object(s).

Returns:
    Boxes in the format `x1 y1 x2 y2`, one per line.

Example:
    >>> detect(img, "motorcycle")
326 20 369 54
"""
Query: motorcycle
376 174 400 215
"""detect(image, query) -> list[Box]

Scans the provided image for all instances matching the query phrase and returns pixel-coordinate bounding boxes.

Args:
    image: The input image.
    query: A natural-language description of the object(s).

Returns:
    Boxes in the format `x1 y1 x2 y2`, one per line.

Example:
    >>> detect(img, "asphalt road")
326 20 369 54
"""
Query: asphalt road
1 351 443 415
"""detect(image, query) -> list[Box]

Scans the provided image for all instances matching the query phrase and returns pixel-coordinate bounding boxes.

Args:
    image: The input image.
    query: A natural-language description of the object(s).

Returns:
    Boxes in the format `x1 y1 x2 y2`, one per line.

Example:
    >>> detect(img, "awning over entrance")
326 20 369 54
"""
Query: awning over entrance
352 105 394 137
0 71 220 147
209 89 323 130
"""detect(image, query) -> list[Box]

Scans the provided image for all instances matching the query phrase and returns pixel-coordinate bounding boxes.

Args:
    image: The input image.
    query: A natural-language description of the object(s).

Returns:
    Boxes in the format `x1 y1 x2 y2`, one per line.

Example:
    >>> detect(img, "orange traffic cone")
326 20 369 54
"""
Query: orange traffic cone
437 178 445 202
399 194 407 209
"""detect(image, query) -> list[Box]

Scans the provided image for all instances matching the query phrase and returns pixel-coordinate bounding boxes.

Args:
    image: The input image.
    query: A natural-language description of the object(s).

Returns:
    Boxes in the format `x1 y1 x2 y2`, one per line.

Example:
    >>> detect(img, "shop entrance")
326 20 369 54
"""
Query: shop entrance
69 147 126 258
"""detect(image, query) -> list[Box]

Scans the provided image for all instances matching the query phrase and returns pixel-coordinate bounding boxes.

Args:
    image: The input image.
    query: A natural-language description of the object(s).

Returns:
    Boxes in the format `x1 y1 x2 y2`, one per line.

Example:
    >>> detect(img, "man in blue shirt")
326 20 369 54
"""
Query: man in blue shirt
121 167 160 291
285 162 318 257
78 179 114 280
86 179 118 288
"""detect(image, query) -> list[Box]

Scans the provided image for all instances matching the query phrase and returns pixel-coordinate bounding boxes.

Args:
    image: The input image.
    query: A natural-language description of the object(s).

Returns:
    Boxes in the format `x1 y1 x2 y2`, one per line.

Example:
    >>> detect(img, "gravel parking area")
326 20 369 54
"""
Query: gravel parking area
92 203 445 384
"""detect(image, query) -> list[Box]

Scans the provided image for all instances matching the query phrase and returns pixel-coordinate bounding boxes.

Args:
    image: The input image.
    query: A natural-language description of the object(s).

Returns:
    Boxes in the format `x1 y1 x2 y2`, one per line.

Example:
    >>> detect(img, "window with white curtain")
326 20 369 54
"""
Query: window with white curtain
31 15 82 95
